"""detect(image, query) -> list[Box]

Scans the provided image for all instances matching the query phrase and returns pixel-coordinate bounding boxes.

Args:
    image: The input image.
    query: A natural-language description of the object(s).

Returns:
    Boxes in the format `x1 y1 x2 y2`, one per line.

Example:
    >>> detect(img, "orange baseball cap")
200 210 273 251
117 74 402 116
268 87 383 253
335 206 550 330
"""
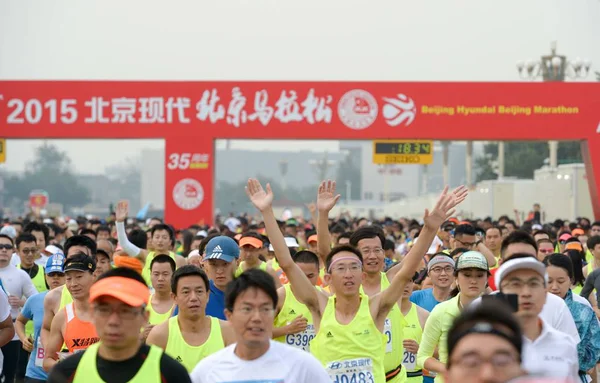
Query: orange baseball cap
239 237 263 249
572 228 585 236
307 235 318 244
89 276 150 307
565 241 583 252
113 255 144 275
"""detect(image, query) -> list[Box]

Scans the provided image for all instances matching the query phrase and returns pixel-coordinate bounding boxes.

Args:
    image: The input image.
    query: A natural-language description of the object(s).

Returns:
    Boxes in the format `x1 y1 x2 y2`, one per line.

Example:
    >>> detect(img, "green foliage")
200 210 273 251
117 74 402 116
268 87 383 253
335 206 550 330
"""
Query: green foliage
475 141 583 181
3 142 91 211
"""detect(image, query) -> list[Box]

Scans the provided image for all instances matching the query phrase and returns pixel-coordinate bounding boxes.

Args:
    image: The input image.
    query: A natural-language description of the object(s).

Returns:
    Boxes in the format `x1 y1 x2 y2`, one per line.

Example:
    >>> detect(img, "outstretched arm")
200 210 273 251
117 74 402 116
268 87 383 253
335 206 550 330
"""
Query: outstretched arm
115 200 148 263
246 179 321 313
386 186 467 281
316 181 340 264
376 186 467 319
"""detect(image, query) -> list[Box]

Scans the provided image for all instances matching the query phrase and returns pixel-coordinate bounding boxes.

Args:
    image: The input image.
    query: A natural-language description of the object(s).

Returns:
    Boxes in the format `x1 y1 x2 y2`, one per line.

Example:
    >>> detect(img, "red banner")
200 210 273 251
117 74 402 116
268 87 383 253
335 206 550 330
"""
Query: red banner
1 81 599 227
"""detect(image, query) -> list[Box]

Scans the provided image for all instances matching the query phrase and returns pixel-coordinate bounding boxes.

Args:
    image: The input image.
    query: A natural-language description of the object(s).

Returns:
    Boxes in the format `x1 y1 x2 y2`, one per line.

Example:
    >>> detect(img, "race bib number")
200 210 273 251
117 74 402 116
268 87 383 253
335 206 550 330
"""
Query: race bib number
402 350 416 371
327 358 375 383
383 318 392 353
285 324 315 352
34 338 45 367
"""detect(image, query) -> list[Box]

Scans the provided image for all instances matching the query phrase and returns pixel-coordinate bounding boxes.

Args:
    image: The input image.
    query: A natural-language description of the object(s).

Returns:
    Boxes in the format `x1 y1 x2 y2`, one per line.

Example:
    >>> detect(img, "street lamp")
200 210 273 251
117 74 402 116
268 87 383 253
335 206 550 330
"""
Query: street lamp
279 160 288 192
309 153 336 182
516 41 592 171
516 41 592 81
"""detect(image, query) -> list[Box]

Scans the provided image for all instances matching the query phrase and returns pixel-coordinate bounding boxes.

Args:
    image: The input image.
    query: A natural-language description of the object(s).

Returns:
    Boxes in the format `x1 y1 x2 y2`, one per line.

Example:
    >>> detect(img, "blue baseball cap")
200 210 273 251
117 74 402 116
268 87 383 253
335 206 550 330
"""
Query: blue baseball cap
45 255 66 275
204 236 240 263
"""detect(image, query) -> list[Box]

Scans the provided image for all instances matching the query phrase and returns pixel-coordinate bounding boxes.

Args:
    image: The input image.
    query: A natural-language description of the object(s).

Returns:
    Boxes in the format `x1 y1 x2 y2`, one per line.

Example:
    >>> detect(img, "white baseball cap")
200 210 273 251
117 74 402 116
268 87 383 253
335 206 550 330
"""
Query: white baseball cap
268 237 300 251
495 257 548 288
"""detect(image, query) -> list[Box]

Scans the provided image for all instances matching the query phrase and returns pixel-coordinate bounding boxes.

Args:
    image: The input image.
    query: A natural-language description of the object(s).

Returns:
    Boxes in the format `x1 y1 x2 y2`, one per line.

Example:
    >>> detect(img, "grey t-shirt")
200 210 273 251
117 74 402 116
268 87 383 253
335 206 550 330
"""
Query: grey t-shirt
580 268 600 306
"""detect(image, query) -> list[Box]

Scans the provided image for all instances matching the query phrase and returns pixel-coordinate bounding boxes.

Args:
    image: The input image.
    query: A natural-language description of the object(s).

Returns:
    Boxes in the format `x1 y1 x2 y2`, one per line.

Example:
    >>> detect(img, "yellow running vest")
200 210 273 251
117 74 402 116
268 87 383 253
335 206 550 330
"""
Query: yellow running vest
380 276 406 383
311 293 386 383
142 252 176 286
235 261 267 277
165 316 225 372
59 286 73 310
72 342 162 383
20 265 47 337
148 295 174 326
402 303 424 383
273 284 316 351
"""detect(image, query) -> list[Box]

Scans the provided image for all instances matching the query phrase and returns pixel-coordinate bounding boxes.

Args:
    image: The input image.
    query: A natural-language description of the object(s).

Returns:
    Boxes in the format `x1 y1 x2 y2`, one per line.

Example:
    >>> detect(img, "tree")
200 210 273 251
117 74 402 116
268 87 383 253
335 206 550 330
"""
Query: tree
335 151 361 201
4 142 91 210
475 141 583 181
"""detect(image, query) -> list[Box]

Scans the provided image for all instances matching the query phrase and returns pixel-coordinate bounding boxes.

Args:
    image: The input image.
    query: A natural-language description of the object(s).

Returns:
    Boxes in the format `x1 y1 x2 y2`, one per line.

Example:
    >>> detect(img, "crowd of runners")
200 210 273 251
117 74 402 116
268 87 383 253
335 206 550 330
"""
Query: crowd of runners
0 178 598 382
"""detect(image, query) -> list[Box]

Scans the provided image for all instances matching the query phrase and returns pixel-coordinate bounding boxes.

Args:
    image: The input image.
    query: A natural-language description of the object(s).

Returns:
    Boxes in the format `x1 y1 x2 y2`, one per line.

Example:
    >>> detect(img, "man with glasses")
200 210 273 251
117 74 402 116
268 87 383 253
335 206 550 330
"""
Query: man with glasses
495 256 578 381
48 267 190 383
410 254 455 312
450 224 496 267
444 301 525 383
190 269 330 382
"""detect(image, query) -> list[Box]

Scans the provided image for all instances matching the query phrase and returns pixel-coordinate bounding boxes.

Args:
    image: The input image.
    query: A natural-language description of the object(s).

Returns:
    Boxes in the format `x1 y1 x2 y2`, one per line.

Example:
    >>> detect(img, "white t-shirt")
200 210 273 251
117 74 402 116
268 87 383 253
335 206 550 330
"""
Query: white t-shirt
0 264 39 340
190 341 331 383
522 318 579 381
472 291 580 344
0 289 11 375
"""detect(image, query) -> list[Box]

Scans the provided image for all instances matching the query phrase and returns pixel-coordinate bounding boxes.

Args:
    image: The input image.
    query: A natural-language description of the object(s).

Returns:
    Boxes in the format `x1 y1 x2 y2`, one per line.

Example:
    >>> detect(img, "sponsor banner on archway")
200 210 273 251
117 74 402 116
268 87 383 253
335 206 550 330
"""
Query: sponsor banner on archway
1 81 599 227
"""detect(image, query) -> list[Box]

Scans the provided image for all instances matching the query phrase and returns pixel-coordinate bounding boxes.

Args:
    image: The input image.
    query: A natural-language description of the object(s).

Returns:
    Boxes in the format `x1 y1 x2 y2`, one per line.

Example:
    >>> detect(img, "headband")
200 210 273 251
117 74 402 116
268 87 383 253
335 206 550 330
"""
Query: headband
328 257 363 273
448 321 522 359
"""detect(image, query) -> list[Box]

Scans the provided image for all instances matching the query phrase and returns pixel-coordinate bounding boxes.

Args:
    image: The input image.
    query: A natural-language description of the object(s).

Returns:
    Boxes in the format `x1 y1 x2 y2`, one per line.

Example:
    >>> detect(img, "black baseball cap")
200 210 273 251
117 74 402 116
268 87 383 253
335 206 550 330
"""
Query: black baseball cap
63 254 96 273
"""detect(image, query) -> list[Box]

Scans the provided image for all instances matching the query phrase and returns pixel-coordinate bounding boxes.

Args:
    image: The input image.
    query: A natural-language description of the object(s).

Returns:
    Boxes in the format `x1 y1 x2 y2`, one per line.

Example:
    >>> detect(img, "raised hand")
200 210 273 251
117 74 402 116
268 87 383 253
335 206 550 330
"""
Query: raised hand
305 202 317 215
316 180 341 212
423 185 468 230
115 200 129 223
245 178 274 212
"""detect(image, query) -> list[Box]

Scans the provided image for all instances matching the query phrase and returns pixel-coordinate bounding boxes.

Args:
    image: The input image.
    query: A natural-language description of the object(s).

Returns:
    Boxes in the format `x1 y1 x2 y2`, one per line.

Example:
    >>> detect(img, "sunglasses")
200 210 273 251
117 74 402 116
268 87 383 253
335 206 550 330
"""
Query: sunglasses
0 244 13 250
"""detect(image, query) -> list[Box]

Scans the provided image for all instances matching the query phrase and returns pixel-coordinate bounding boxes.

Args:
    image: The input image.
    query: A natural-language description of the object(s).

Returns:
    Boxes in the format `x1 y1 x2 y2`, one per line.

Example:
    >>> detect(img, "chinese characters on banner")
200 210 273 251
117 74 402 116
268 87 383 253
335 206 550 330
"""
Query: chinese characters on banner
3 88 333 128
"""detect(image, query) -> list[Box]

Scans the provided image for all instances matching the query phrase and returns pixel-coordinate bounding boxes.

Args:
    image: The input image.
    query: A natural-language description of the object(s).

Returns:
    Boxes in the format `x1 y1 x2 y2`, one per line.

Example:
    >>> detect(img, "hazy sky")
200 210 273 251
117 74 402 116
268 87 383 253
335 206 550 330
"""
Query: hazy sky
1 0 598 174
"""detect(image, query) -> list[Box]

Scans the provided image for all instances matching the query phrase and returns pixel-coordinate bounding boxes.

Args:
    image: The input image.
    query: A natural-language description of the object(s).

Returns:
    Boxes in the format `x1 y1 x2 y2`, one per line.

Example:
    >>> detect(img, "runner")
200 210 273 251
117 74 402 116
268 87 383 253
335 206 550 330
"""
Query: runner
235 232 267 276
47 267 191 383
15 255 65 383
0 286 15 381
273 250 323 351
147 255 176 325
93 249 112 280
416 251 490 382
400 272 429 383
146 265 235 372
484 226 502 265
495 256 579 381
0 232 39 383
449 224 496 267
114 200 185 286
44 254 98 371
443 301 525 383
202 236 240 320
410 254 455 312
41 235 97 347
190 269 330 382
245 178 464 383
543 254 600 382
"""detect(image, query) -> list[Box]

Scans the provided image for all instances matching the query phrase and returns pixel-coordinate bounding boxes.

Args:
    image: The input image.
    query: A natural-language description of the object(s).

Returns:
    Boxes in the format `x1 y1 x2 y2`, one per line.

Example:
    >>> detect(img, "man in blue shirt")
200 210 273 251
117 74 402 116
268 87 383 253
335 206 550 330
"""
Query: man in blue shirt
15 255 65 383
410 254 455 312
172 236 239 320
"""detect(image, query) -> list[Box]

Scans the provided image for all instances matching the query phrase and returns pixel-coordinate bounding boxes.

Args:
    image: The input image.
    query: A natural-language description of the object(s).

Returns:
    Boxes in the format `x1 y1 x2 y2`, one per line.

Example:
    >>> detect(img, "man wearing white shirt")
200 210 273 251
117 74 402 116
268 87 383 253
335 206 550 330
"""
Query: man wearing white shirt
496 256 579 381
473 231 580 343
0 233 38 383
0 288 16 381
190 269 330 383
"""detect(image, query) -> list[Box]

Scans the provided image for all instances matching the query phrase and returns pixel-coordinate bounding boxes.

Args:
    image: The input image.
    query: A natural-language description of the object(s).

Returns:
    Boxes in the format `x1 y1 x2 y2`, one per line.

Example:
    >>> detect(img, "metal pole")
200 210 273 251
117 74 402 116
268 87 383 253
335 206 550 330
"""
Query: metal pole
549 141 558 169
466 141 473 187
498 142 505 179
442 142 450 186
